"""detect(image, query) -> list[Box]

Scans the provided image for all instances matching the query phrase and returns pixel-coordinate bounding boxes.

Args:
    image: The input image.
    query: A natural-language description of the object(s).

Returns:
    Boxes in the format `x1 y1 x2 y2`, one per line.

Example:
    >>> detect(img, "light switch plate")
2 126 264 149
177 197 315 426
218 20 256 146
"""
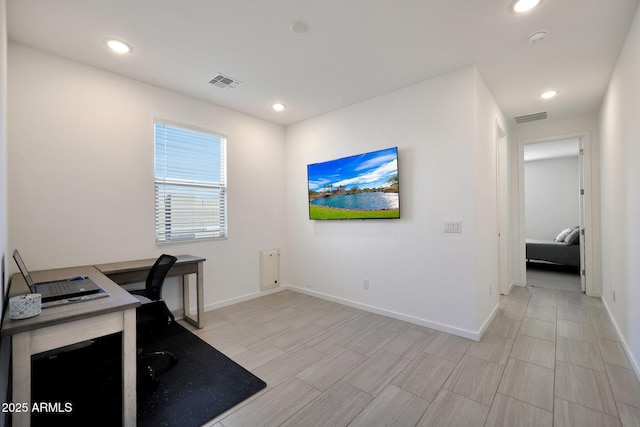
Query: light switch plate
444 221 462 233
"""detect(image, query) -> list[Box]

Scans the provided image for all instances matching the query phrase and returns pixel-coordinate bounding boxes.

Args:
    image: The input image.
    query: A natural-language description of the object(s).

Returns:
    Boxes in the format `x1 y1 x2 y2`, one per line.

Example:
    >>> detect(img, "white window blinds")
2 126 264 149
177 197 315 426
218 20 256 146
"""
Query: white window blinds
154 122 227 243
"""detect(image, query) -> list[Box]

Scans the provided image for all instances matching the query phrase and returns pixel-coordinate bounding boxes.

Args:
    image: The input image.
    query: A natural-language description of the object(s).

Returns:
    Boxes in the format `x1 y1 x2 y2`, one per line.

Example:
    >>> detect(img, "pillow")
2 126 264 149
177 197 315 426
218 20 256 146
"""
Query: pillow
555 227 573 242
565 228 580 245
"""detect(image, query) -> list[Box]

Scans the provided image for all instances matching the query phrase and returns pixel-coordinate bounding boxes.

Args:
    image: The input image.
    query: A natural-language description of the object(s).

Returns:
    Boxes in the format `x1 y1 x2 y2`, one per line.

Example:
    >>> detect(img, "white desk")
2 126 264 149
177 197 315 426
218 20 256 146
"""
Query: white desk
1 266 140 427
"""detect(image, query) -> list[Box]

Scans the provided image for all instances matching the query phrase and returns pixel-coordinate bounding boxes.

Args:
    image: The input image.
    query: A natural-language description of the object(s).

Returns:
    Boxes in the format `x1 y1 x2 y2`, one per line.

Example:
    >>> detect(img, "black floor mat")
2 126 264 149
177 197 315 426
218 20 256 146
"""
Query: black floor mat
30 323 266 427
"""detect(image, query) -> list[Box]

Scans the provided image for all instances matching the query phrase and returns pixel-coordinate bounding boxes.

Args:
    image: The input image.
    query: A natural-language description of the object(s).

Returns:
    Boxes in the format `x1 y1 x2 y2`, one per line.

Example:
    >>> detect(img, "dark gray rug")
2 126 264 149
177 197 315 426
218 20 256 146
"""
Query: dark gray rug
31 323 266 427
137 322 267 426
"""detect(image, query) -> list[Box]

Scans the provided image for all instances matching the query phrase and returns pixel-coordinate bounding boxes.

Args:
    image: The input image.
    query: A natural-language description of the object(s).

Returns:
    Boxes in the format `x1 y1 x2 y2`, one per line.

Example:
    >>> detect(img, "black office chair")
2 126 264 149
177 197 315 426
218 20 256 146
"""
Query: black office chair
129 254 178 386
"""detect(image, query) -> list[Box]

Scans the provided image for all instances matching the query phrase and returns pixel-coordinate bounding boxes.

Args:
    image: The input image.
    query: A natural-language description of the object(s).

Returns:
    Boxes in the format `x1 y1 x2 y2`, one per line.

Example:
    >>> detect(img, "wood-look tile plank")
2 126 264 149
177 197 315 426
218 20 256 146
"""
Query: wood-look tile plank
466 333 513 366
424 333 472 363
557 319 598 344
486 316 521 340
279 381 372 427
220 378 320 427
234 320 294 349
592 318 620 341
558 292 588 309
498 358 554 411
416 389 490 427
308 325 362 354
510 334 555 369
443 355 503 406
598 338 632 369
519 317 556 342
313 307 363 329
524 303 557 322
349 384 430 427
498 302 527 320
344 349 411 396
528 294 557 308
605 363 640 408
554 361 617 416
392 352 457 401
296 348 365 392
553 398 622 427
279 309 332 328
267 323 327 352
345 312 393 331
382 327 436 360
558 307 592 324
617 402 640 427
345 326 397 356
556 336 605 371
252 345 326 387
485 393 552 427
232 343 286 371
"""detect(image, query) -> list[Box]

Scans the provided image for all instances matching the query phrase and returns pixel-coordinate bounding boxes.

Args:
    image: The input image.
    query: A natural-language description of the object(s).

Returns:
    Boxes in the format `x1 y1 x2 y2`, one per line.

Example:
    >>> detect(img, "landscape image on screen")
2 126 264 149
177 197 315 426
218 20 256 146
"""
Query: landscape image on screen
307 147 400 220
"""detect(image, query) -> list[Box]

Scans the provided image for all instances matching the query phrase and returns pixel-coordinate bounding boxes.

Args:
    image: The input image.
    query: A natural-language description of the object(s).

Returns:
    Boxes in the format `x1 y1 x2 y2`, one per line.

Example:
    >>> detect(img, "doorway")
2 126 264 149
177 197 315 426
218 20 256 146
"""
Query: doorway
517 133 595 295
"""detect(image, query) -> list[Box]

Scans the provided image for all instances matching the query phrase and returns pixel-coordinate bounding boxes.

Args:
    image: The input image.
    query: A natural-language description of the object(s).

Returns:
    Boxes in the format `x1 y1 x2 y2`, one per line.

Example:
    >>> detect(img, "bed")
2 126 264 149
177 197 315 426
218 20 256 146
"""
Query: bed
526 226 581 267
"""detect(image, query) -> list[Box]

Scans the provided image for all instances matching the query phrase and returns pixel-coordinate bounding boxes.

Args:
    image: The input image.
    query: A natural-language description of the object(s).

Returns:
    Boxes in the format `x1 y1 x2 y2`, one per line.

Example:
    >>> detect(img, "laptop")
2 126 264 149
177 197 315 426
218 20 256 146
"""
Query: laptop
12 249 109 307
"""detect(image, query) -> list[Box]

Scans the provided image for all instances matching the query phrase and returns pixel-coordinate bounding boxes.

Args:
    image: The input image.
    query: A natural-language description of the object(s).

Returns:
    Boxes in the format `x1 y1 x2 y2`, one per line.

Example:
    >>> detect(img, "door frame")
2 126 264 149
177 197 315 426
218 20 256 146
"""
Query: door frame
496 120 509 295
516 131 597 296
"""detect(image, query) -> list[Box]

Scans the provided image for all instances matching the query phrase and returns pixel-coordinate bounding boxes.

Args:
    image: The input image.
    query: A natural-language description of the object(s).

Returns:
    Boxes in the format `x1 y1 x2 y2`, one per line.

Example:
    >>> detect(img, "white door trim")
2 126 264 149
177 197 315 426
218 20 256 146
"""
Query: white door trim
516 131 597 296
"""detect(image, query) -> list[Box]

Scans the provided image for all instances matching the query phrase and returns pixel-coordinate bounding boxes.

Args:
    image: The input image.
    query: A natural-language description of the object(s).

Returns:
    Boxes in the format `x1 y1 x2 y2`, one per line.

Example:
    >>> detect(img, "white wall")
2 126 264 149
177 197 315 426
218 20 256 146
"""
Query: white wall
524 156 580 240
0 0 7 302
283 67 505 338
0 2 10 426
599 4 640 376
7 43 287 311
473 71 510 329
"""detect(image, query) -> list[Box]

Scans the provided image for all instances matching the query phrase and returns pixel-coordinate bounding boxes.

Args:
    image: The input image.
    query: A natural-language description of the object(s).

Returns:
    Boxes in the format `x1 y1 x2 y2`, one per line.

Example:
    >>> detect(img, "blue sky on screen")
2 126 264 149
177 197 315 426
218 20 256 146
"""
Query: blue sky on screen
308 147 398 192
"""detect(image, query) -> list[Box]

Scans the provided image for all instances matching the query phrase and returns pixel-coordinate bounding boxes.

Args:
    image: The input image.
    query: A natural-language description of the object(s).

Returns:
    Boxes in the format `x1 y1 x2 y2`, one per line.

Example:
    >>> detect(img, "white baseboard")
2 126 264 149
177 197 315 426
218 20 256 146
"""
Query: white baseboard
191 284 500 342
477 303 501 338
182 286 286 316
601 298 640 381
284 285 482 341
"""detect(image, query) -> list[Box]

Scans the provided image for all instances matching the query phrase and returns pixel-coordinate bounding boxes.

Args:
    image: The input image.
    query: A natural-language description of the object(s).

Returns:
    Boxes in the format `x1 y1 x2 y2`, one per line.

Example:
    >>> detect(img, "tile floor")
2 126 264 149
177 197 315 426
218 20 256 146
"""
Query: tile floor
179 284 640 427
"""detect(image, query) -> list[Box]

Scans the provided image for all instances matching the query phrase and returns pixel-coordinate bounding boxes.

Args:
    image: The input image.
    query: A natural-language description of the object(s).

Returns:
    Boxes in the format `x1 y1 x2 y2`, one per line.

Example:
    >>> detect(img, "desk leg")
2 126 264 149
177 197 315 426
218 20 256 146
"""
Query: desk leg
12 332 31 427
183 273 191 323
196 261 204 328
182 261 204 329
122 308 136 427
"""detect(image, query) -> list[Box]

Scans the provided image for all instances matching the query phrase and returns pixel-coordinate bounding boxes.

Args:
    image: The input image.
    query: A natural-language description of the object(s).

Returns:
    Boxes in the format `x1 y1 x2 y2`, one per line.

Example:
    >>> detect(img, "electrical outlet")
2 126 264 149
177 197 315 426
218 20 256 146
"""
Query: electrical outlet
363 279 370 290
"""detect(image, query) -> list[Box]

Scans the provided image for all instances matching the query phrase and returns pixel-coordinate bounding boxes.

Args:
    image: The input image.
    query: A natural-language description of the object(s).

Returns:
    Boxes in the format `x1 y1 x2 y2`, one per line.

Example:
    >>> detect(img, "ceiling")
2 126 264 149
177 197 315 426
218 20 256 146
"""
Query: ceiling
523 137 580 162
7 0 640 126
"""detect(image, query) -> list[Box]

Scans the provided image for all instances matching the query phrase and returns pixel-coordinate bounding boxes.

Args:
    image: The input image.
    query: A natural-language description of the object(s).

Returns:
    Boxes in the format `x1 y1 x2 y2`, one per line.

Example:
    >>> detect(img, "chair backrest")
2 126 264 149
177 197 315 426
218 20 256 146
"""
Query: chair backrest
145 254 178 301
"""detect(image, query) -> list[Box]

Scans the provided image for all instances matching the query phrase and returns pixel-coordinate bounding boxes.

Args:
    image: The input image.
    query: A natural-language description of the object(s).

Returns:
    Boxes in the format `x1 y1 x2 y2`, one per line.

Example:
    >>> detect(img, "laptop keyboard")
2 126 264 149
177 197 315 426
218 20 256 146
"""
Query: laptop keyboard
37 280 76 296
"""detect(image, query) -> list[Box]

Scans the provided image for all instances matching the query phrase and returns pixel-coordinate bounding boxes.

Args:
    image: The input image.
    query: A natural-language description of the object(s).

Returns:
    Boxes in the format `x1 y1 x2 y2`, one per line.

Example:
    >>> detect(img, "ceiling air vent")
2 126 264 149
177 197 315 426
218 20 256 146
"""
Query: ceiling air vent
209 73 242 89
514 111 548 124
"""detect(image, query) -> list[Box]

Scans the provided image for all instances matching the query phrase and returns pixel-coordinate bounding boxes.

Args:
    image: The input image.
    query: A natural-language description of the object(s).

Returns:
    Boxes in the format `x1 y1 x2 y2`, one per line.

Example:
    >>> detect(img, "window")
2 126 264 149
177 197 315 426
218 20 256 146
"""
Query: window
154 122 227 243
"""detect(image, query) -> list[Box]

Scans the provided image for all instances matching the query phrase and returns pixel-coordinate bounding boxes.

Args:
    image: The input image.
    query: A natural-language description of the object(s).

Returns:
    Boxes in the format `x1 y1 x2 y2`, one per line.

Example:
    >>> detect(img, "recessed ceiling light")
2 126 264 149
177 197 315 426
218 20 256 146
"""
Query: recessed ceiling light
272 103 286 112
106 39 131 54
513 0 541 13
539 90 558 99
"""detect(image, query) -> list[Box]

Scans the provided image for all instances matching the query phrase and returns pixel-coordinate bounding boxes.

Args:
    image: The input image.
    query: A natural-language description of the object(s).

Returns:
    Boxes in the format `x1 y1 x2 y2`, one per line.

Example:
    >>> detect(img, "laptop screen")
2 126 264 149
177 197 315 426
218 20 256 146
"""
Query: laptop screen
12 249 36 291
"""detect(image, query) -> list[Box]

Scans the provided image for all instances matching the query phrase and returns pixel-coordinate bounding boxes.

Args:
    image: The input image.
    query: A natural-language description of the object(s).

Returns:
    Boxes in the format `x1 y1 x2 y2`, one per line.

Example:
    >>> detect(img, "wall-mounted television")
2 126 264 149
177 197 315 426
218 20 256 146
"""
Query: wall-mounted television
307 147 400 220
